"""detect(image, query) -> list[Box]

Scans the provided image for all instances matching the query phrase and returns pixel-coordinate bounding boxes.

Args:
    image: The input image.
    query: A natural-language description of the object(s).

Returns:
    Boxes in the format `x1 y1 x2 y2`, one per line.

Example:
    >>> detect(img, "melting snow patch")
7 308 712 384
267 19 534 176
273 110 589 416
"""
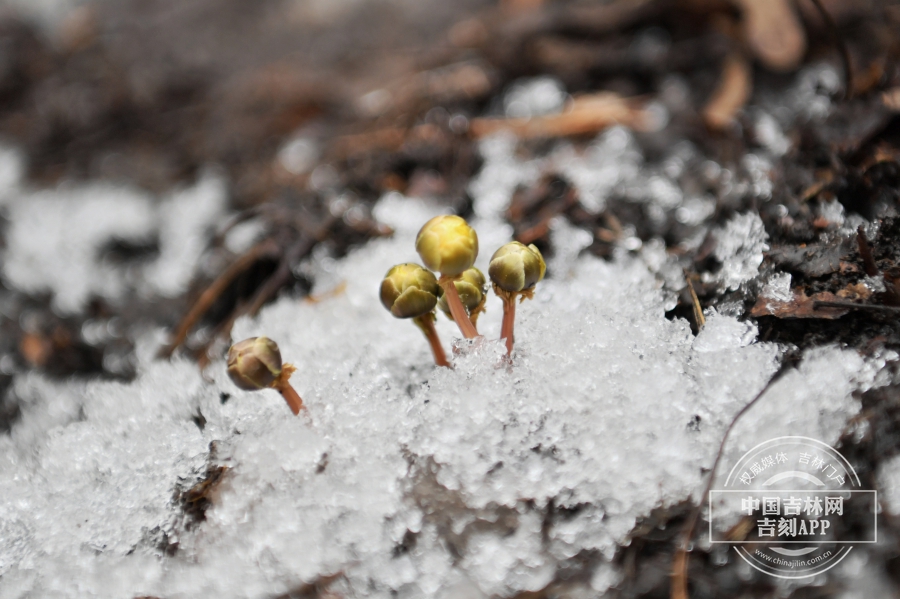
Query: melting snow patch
2 183 157 314
0 132 888 598
0 188 886 598
1 171 227 314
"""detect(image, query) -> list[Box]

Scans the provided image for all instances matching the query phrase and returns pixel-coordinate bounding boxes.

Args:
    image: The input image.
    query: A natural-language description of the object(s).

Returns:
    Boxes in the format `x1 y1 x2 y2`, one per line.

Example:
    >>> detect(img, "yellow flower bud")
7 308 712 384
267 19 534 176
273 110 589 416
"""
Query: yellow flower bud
489 242 546 293
438 267 486 318
227 336 283 391
380 263 441 319
415 215 478 276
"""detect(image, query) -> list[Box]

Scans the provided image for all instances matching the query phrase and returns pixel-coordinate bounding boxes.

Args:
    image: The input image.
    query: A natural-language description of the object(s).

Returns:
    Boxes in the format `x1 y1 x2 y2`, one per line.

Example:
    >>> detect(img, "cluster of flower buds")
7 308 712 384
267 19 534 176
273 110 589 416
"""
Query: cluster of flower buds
381 214 545 365
223 216 548 417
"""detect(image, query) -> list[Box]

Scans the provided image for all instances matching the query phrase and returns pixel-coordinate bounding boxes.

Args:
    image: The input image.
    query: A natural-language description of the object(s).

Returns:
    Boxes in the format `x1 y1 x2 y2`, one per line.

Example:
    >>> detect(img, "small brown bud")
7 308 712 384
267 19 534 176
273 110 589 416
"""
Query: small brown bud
227 337 283 390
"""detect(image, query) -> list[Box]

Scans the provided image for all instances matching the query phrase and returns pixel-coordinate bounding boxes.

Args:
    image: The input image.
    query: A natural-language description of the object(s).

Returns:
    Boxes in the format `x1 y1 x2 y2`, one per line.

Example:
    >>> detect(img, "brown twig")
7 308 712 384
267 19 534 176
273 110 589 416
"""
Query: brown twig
734 0 806 72
159 239 281 358
195 236 323 368
211 206 266 247
192 219 339 367
813 300 900 314
245 236 317 318
234 217 336 322
671 358 797 599
469 92 653 139
684 271 706 330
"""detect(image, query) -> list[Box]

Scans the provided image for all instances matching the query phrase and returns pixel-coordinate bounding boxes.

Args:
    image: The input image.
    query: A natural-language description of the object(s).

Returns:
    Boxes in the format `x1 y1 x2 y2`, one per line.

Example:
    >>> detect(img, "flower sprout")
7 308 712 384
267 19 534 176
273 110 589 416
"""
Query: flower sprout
227 336 304 415
489 241 546 355
380 263 450 367
415 215 480 338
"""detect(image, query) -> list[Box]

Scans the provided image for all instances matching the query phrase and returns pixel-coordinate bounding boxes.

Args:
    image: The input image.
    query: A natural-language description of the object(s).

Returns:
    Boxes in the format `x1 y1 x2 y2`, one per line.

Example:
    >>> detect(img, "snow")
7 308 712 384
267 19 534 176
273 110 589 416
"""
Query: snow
277 135 321 176
0 0 89 30
878 454 900 517
760 272 793 304
0 177 885 599
554 126 643 215
503 77 568 119
0 67 891 597
143 171 228 298
1 167 227 314
3 181 156 314
710 211 769 292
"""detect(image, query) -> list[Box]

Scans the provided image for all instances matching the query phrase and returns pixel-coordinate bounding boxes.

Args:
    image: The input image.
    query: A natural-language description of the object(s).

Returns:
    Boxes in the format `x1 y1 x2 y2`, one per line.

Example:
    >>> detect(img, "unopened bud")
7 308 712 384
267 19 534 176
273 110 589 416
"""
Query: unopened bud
227 336 283 390
489 242 546 293
380 263 441 319
415 215 479 276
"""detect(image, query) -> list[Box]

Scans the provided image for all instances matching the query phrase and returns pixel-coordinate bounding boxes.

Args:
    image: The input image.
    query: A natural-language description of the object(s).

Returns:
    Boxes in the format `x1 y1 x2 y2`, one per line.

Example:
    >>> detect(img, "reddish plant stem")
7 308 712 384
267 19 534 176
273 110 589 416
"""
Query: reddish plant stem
274 364 304 415
439 277 479 339
414 314 450 368
500 293 516 355
276 383 304 415
469 299 485 333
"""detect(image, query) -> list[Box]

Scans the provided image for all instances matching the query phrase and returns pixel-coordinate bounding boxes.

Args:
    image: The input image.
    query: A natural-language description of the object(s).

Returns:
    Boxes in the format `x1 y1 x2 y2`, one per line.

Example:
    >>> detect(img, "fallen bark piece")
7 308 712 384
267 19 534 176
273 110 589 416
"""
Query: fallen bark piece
734 0 806 72
469 92 654 139
750 289 849 319
703 52 752 130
